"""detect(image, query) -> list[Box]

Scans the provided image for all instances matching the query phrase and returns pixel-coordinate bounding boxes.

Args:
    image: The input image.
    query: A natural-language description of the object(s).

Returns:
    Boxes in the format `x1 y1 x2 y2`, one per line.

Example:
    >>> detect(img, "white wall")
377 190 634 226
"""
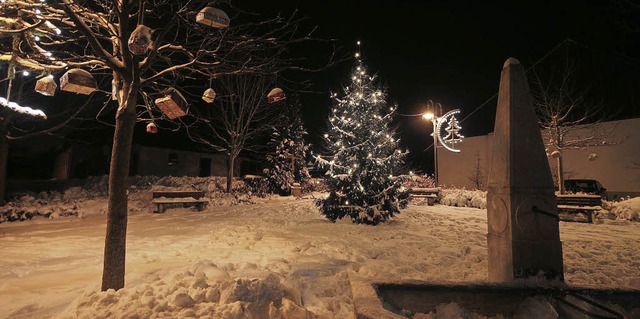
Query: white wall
438 118 640 198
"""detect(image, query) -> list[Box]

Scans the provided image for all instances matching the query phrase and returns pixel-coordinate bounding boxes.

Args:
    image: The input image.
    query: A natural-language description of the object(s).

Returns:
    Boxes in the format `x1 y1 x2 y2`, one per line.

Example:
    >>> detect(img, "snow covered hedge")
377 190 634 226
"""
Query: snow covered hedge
0 176 261 223
439 188 487 209
436 187 640 223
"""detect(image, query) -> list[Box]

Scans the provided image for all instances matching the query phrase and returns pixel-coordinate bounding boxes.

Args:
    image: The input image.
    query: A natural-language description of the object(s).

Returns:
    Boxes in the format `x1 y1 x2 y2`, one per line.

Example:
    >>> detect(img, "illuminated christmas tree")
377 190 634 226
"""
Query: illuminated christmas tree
317 48 408 225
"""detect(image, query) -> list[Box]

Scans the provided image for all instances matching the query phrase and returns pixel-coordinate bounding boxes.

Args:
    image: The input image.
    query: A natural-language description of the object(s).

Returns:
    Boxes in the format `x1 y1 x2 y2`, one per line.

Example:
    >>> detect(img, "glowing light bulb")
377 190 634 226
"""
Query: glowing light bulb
22 71 30 76
35 9 41 14
55 28 61 35
355 53 360 58
44 51 52 56
34 36 40 41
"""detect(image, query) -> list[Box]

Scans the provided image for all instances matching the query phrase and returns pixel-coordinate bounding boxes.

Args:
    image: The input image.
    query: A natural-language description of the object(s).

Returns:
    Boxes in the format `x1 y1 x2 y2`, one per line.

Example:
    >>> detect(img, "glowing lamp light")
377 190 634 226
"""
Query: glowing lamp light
422 112 434 121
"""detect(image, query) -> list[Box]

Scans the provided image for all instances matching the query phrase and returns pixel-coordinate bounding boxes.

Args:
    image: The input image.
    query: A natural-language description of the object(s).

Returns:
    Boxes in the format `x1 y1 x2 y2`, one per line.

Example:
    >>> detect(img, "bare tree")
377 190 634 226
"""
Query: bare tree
187 74 281 192
1 0 329 291
0 68 100 204
531 61 615 194
467 151 485 190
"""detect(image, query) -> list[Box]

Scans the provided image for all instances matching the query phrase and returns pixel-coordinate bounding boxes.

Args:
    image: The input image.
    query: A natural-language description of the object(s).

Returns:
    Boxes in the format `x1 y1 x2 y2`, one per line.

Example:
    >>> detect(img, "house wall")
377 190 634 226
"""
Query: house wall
134 146 247 177
438 118 640 199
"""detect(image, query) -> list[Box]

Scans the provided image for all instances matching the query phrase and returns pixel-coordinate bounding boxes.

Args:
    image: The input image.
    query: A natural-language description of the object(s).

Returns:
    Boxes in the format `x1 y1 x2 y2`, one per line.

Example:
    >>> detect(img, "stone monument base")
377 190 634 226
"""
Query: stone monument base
488 233 563 282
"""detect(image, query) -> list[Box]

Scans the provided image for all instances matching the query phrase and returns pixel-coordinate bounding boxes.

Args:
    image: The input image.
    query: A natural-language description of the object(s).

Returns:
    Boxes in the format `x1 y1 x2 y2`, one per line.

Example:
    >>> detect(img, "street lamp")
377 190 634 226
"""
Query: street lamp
422 101 463 187
422 111 439 185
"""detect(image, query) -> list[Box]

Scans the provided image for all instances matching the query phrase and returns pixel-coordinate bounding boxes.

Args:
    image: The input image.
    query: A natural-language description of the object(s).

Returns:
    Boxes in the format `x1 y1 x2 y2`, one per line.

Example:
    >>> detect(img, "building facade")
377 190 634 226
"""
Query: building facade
438 118 640 199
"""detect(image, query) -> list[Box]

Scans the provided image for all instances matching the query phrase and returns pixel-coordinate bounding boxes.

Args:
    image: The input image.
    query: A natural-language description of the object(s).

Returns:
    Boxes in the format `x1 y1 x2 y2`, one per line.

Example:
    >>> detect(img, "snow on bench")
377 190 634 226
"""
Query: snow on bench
409 187 441 206
151 191 207 213
556 194 602 223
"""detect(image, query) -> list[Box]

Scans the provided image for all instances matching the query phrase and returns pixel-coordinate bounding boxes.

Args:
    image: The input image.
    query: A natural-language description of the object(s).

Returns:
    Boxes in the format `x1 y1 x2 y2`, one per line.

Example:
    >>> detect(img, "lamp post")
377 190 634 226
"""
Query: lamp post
423 102 464 187
422 111 439 186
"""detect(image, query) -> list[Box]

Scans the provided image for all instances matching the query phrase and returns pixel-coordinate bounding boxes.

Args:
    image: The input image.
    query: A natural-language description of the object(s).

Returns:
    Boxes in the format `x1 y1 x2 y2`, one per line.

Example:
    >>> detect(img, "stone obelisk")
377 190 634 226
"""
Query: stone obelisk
486 58 563 282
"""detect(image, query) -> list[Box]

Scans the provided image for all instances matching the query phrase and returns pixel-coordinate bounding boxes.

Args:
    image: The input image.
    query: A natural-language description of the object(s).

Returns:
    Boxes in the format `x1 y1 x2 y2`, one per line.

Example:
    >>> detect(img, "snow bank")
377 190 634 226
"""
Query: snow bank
438 188 640 223
56 263 314 319
602 197 640 222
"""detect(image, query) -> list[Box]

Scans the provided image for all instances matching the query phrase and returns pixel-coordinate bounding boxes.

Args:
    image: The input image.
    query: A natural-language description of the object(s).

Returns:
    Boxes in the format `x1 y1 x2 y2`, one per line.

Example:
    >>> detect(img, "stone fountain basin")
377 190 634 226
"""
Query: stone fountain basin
350 276 640 319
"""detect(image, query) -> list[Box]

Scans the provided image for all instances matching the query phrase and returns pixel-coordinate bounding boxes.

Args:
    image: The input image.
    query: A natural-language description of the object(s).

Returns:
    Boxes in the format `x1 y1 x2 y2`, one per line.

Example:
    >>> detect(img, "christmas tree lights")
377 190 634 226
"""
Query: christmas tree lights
316 43 408 225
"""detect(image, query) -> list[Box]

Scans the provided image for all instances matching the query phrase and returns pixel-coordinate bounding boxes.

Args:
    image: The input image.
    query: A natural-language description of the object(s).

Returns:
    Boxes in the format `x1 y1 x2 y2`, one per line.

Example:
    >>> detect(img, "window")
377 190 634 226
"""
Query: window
168 153 179 166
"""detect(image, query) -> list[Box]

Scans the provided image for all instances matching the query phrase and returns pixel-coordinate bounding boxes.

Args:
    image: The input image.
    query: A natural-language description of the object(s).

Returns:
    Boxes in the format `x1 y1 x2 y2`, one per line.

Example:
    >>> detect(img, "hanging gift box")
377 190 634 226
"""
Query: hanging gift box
154 87 188 119
146 122 158 133
267 87 285 103
128 25 153 55
60 69 97 95
202 88 216 103
196 7 230 28
35 76 57 96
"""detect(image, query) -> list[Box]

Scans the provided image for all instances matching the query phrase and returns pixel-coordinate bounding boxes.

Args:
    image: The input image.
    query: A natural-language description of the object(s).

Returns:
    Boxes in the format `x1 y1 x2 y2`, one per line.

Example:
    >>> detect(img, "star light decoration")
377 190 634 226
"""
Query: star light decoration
436 109 464 152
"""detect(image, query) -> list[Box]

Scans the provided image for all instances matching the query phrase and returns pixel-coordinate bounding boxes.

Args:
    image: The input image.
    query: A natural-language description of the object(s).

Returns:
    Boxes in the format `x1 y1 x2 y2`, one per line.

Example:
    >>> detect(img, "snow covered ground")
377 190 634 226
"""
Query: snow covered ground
1 179 639 318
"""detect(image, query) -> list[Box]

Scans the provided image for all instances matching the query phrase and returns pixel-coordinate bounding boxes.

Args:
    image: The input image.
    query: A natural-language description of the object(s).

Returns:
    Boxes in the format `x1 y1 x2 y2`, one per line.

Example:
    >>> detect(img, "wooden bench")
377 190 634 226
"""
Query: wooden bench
409 187 441 206
151 191 207 213
556 194 602 223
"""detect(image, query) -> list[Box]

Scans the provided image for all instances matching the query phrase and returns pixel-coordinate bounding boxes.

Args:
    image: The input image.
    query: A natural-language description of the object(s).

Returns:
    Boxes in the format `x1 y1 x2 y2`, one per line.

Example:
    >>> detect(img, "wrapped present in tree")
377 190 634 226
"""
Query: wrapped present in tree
128 25 153 55
60 69 96 95
154 87 188 119
196 7 230 28
202 88 216 103
35 75 57 96
146 122 158 133
267 88 285 103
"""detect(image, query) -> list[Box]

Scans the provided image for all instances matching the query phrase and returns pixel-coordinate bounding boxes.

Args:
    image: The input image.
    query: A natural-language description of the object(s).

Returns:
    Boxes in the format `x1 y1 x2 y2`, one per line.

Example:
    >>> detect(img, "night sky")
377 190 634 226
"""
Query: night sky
239 0 640 172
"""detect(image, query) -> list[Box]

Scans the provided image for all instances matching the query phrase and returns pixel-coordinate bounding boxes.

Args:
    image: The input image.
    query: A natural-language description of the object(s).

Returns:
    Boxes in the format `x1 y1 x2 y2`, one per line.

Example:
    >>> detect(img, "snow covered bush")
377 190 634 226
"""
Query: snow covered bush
403 174 436 189
0 176 263 223
440 188 487 209
241 176 270 198
263 99 311 196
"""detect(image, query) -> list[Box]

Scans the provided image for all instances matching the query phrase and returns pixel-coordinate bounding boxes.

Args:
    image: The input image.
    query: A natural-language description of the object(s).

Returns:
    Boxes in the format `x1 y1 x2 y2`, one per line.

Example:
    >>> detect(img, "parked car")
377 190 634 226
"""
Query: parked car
563 179 608 200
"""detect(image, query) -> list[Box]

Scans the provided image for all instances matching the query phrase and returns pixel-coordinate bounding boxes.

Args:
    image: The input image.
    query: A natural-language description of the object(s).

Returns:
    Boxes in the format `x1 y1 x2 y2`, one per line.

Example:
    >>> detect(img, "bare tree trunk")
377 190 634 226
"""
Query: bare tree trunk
101 84 137 291
556 155 565 194
0 133 8 205
226 154 236 193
